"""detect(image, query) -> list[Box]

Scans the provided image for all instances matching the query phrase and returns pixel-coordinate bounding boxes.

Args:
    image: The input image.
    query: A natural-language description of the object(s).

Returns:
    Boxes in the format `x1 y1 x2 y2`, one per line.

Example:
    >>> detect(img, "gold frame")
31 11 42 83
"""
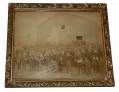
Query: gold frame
5 3 114 87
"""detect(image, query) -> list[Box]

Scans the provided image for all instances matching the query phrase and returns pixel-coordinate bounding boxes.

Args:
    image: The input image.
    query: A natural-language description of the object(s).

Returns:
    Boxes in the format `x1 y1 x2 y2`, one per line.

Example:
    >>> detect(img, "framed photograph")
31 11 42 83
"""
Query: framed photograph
5 3 114 87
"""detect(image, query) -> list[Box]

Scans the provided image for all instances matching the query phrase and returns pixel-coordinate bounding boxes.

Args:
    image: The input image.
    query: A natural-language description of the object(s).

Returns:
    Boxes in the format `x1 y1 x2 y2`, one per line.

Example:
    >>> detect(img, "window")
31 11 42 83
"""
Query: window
76 36 83 40
61 25 65 29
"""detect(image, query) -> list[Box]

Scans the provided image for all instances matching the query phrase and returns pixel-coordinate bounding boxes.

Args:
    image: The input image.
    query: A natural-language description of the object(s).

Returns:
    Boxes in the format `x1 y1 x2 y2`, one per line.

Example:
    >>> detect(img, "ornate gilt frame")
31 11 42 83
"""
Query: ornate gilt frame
5 3 114 87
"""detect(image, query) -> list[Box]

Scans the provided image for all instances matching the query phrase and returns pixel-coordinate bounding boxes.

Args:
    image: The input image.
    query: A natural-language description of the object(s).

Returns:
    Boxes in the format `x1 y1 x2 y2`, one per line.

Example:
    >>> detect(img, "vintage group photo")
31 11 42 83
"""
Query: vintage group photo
13 11 106 81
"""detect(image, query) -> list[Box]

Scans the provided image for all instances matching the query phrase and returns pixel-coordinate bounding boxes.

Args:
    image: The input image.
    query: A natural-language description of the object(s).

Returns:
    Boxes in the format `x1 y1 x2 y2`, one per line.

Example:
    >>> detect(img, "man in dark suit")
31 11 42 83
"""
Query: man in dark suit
58 56 64 72
92 57 97 74
22 52 27 71
16 54 21 70
29 53 33 71
84 57 91 74
95 57 100 74
66 52 73 73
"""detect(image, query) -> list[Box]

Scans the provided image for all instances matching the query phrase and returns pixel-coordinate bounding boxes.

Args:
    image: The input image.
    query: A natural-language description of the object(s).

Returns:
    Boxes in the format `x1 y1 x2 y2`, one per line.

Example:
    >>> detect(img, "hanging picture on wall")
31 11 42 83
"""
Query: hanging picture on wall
5 3 114 87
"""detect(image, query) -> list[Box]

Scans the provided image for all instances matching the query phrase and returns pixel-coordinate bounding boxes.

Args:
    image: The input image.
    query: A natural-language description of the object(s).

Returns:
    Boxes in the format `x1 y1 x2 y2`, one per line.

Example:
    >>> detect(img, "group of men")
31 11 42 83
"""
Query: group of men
14 40 105 75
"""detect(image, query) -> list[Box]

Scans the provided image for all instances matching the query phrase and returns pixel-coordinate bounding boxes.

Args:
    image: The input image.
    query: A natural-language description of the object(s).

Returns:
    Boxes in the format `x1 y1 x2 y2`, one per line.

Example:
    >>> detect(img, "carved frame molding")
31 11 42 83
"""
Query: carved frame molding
5 3 114 87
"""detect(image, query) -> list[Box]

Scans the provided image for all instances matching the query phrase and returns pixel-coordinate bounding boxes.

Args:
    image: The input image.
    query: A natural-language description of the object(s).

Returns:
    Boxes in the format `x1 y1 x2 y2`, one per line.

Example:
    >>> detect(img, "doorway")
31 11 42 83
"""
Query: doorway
76 35 83 40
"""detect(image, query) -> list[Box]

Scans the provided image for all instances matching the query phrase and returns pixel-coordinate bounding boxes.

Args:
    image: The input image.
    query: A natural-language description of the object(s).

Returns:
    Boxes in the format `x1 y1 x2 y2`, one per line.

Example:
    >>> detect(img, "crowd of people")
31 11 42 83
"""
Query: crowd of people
14 40 105 75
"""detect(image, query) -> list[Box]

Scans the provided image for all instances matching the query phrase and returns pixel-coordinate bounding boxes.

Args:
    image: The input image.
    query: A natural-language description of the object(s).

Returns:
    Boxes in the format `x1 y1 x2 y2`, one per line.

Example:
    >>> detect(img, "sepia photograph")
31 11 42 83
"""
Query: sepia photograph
13 11 107 81
4 3 115 87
